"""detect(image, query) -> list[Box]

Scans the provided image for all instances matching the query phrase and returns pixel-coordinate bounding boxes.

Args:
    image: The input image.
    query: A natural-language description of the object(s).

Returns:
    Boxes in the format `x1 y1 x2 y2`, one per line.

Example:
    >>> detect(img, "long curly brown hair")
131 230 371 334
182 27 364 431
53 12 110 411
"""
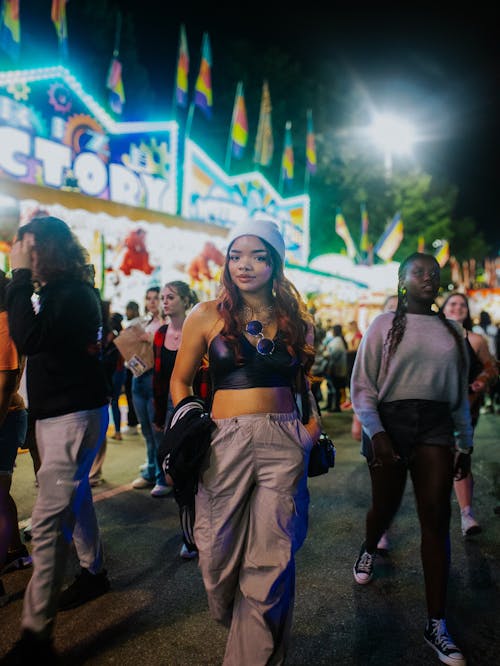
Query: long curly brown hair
17 216 88 283
217 239 315 370
383 253 466 371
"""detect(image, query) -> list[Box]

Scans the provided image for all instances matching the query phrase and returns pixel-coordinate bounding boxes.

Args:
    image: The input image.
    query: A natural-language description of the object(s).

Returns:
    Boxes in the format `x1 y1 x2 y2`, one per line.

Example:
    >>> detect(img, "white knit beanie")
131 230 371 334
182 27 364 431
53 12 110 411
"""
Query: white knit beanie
225 216 285 264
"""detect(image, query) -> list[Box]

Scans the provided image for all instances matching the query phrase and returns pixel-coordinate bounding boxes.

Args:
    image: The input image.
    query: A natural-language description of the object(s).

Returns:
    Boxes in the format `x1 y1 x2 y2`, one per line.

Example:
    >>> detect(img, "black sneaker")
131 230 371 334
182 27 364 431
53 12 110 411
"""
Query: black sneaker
353 542 376 584
424 618 466 665
58 567 110 611
1 545 32 575
1 629 59 664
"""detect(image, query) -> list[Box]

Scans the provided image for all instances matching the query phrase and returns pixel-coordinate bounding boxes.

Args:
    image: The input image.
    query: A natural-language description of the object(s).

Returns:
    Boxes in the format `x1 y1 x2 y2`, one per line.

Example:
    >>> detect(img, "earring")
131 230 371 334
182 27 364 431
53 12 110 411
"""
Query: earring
400 286 407 296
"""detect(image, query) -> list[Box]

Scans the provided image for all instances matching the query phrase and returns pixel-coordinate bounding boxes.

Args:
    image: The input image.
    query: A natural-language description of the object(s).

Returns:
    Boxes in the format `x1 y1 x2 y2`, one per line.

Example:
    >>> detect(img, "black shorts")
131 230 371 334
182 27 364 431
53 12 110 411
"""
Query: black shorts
361 399 455 465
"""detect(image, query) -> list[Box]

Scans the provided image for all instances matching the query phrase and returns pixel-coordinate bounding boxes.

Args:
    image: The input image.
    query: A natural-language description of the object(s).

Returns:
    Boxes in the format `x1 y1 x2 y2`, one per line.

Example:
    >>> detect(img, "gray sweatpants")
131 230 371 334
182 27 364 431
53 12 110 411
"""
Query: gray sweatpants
22 406 108 637
194 412 312 666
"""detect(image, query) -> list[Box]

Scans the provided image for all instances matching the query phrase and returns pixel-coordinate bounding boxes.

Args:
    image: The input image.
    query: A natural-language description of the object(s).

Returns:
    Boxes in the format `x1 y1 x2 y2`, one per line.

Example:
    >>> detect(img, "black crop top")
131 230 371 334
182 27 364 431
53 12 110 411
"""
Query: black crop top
208 332 299 391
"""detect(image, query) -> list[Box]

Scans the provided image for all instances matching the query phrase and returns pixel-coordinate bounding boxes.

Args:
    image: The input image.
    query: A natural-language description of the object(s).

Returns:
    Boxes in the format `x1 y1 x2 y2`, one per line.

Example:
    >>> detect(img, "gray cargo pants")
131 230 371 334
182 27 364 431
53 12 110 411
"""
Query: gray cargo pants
21 405 108 637
194 412 312 666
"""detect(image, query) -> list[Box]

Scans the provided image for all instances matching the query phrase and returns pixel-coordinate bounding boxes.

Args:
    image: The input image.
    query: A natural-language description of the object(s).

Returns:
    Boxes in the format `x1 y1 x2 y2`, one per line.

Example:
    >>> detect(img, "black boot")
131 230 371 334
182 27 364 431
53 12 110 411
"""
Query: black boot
2 629 59 664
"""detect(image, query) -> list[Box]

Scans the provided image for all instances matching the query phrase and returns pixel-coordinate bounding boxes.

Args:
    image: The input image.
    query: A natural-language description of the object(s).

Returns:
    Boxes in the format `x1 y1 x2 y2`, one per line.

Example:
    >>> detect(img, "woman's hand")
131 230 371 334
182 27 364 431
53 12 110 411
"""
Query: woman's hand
10 233 35 271
454 451 471 481
370 431 400 467
304 415 321 444
469 377 486 394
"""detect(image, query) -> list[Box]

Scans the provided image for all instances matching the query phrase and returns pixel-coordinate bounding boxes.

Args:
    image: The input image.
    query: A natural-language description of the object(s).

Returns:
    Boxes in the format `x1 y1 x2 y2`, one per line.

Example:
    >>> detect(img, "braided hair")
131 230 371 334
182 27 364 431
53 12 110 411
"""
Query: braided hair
383 253 466 371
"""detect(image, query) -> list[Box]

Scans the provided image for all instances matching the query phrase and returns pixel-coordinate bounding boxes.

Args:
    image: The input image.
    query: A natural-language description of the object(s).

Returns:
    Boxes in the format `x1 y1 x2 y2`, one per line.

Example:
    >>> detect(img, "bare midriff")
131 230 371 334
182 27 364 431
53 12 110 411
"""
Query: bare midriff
211 386 296 419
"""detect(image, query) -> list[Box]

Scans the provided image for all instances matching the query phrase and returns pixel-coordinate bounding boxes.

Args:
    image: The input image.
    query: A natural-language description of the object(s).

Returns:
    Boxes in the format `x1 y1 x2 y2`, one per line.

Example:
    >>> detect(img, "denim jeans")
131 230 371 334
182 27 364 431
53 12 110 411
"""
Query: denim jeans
132 370 165 486
110 367 126 434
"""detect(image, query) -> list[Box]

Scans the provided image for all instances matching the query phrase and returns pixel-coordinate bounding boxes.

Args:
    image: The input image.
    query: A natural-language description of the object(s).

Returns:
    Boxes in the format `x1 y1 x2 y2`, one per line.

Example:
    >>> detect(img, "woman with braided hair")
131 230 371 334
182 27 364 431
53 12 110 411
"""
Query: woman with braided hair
350 253 472 666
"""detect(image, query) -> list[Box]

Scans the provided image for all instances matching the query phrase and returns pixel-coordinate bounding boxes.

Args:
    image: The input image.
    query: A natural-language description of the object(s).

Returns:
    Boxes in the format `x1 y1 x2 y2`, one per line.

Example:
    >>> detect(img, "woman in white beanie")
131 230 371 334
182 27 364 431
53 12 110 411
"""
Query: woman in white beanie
170 216 320 665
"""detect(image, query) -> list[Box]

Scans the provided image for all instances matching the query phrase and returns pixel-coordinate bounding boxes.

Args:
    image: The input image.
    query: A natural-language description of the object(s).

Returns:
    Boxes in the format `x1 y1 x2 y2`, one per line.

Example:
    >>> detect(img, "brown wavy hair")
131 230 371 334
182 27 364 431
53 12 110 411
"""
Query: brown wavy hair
217 239 315 370
17 216 88 283
383 253 466 370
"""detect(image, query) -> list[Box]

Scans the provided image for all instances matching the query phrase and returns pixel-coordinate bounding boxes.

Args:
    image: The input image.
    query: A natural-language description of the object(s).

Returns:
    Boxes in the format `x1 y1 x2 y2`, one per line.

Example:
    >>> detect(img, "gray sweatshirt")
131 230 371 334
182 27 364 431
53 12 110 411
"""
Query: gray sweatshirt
350 312 473 449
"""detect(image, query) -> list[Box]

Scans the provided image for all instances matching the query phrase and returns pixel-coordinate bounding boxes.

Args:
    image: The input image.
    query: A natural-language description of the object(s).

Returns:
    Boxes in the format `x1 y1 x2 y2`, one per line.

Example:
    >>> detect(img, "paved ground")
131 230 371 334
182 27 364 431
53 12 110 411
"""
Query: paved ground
1 409 499 665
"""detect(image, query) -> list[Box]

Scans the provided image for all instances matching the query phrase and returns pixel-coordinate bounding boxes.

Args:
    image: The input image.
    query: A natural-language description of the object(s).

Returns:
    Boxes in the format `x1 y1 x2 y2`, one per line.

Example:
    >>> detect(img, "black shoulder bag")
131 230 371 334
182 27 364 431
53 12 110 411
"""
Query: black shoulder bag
295 365 336 477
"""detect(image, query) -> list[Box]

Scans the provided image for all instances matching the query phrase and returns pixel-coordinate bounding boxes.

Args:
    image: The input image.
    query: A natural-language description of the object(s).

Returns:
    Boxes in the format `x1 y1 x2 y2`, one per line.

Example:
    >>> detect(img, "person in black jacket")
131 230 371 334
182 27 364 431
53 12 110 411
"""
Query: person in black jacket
3 216 110 662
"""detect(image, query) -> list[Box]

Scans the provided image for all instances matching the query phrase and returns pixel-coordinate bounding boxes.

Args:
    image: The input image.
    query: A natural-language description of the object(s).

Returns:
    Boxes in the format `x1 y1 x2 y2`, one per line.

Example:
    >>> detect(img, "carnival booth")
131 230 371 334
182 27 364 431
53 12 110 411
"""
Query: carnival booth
0 66 367 313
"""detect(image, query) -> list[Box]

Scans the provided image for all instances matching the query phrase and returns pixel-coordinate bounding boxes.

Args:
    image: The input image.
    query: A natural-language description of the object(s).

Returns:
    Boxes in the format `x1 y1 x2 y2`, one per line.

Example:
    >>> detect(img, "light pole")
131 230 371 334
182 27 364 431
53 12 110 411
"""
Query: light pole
368 113 416 178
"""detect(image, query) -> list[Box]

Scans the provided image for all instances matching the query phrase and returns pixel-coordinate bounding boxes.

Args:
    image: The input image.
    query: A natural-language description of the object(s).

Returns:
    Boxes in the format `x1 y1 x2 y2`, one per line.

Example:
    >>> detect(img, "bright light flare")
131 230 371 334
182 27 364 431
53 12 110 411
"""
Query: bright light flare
369 113 416 156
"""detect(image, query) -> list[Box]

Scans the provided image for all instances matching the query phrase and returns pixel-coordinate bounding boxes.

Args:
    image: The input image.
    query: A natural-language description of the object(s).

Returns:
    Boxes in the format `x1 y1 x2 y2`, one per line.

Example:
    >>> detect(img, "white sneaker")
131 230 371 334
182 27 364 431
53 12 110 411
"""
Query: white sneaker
150 484 171 498
461 509 481 536
376 532 390 551
180 543 198 560
131 476 154 489
126 425 139 435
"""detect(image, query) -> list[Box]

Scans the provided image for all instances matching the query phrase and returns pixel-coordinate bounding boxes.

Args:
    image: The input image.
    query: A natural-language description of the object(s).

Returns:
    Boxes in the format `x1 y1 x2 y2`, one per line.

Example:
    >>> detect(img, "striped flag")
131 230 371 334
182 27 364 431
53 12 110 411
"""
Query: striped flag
194 32 212 118
51 0 68 60
230 81 248 159
281 121 294 188
360 203 369 253
254 80 273 166
373 212 404 262
175 23 189 108
434 240 450 267
335 210 358 260
0 0 20 61
418 235 425 253
107 57 125 115
306 109 317 174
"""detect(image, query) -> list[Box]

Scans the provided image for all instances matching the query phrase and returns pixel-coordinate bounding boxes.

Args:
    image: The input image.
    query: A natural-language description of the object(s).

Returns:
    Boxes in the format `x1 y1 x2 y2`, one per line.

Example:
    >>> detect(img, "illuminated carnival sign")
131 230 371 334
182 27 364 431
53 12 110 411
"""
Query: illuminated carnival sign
0 67 310 266
0 67 177 214
182 140 310 266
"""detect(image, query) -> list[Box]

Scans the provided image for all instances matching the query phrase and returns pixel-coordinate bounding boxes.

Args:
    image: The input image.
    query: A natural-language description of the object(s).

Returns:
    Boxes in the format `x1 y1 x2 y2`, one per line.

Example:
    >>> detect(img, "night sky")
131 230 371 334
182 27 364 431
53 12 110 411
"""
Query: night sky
124 2 500 250
12 2 500 250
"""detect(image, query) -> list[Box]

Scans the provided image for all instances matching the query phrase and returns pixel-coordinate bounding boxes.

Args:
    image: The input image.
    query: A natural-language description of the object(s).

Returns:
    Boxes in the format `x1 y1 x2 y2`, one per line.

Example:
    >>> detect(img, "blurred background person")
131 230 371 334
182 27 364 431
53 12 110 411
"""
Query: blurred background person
130 286 168 497
472 310 498 413
0 270 31 607
343 320 363 410
88 298 113 487
442 292 498 536
123 300 140 435
325 323 348 413
107 312 126 441
152 280 199 552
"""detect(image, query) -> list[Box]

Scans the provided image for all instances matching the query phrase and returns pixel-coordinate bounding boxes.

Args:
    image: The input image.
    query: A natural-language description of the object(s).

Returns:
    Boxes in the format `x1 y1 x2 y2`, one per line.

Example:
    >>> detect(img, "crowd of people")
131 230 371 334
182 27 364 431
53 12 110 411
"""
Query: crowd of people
0 213 498 665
